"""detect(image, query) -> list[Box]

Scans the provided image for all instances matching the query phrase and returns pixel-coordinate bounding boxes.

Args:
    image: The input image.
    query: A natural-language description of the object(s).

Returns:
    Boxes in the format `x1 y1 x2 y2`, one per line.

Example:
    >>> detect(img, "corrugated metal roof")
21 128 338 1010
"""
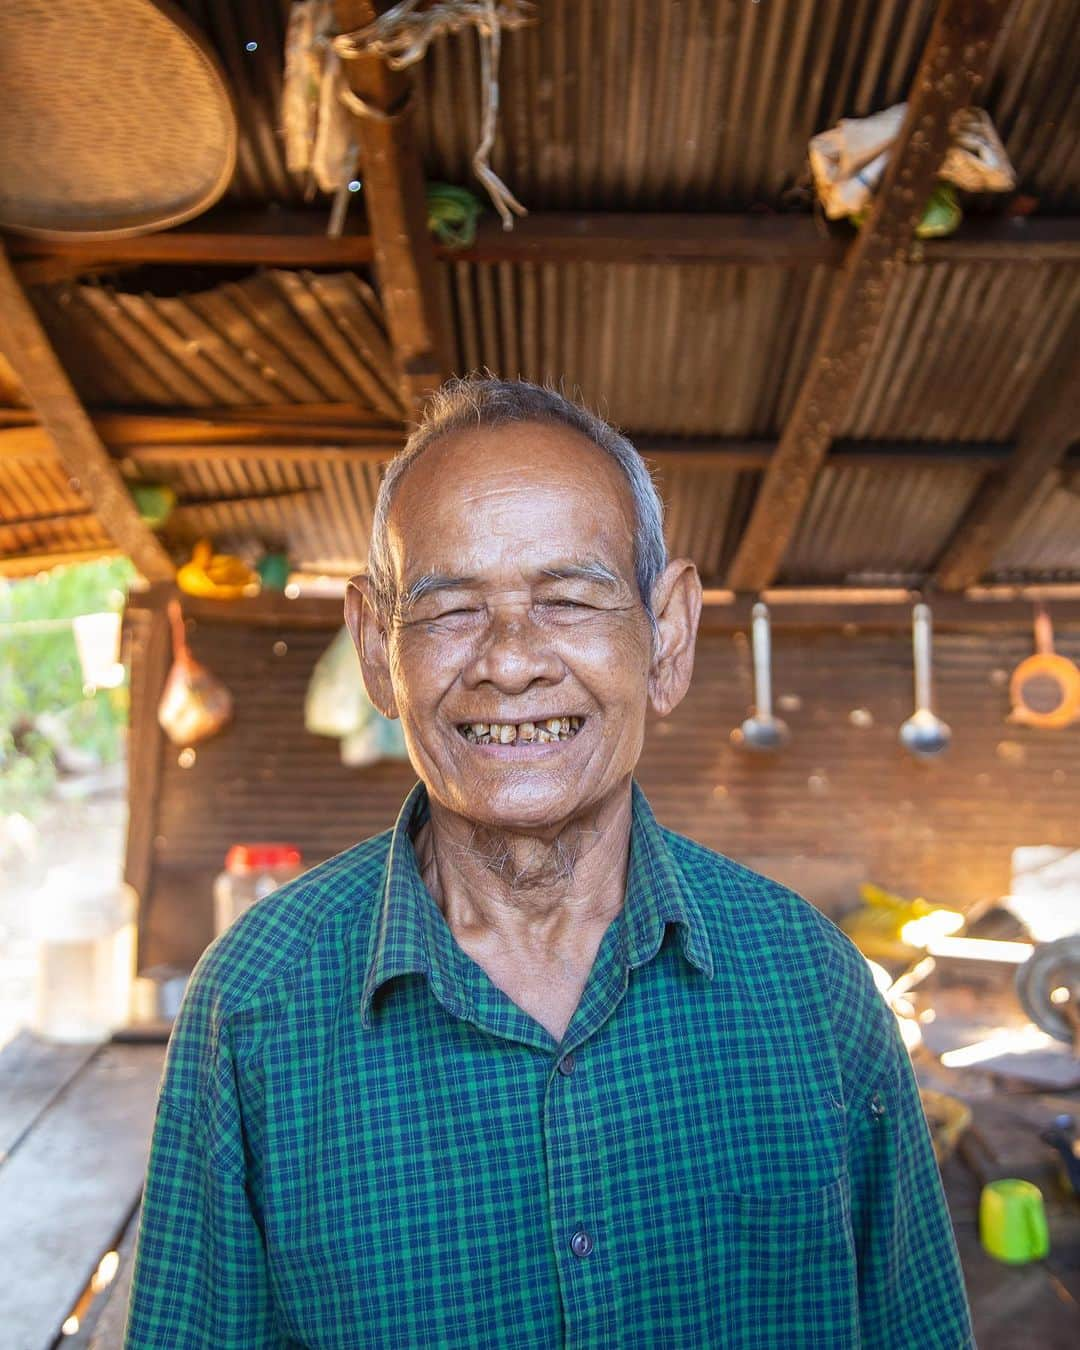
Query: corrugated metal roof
440 257 834 435
0 454 111 558
424 0 1080 210
4 266 403 571
416 0 934 210
439 255 1077 441
174 0 307 205
991 471 1080 578
650 462 749 581
31 271 403 415
7 243 1078 579
172 0 1080 212
838 259 1080 440
780 462 983 585
137 449 384 575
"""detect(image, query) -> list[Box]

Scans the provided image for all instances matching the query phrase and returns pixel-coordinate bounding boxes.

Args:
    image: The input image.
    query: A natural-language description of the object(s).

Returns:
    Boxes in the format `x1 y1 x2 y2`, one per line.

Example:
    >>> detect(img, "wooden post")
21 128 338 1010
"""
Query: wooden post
0 243 175 580
122 598 172 930
726 0 1016 594
332 0 447 416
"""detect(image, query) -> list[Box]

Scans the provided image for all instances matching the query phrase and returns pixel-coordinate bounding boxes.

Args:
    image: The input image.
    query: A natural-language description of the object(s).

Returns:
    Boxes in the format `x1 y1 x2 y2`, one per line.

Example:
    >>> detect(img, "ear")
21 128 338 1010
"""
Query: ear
647 559 702 717
344 574 399 720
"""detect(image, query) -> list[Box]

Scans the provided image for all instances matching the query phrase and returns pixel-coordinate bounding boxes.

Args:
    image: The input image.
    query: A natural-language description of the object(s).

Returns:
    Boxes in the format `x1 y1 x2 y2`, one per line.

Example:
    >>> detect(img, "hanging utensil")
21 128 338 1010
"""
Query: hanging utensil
737 602 790 751
899 603 951 758
1008 604 1080 729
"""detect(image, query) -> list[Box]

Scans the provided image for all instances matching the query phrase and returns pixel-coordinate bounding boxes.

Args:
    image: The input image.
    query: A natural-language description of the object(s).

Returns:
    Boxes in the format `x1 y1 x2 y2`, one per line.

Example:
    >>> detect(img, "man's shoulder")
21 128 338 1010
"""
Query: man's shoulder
661 824 889 1076
189 826 394 1013
659 825 867 984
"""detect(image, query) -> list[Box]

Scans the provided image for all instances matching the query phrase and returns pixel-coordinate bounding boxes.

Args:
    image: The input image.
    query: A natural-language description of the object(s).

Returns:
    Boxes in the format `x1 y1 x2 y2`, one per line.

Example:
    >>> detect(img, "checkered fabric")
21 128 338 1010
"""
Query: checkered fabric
125 782 973 1348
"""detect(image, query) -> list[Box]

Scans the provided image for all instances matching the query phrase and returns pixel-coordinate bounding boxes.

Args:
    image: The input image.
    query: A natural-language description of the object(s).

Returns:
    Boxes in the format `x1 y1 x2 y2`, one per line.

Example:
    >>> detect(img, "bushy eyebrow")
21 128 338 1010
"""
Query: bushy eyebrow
399 572 478 610
398 560 623 615
538 562 622 588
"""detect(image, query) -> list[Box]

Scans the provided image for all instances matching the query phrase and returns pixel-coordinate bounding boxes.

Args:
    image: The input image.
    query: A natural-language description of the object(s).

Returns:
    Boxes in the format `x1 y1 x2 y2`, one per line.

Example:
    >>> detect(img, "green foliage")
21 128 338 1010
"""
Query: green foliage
0 558 136 814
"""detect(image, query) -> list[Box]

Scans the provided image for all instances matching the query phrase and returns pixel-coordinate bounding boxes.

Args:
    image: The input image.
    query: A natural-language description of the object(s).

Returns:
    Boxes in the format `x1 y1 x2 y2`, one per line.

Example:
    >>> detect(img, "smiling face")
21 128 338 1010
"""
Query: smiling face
348 420 700 835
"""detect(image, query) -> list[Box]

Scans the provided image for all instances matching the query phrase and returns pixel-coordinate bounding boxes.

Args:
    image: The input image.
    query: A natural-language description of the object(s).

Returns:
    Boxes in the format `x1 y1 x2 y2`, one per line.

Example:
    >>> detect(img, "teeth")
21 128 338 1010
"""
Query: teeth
459 717 583 744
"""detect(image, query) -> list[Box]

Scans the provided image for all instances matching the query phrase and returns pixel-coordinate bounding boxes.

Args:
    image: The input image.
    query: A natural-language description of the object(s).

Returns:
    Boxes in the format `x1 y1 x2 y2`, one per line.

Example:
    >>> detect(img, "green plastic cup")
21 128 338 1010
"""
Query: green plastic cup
979 1179 1049 1264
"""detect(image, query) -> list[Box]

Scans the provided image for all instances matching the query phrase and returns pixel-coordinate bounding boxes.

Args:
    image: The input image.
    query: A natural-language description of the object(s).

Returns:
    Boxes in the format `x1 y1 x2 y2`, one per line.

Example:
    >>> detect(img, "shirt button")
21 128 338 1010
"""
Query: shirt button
869 1092 886 1119
569 1229 593 1258
557 1051 576 1076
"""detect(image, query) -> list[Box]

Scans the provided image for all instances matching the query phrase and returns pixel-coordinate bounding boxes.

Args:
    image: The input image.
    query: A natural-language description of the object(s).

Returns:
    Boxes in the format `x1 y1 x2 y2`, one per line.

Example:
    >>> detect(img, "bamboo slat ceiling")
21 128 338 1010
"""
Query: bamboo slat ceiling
0 0 1078 585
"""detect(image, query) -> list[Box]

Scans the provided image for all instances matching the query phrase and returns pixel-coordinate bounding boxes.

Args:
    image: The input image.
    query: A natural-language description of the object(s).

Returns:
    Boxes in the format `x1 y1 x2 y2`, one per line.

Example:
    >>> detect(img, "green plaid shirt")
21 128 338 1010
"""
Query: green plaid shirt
126 782 973 1348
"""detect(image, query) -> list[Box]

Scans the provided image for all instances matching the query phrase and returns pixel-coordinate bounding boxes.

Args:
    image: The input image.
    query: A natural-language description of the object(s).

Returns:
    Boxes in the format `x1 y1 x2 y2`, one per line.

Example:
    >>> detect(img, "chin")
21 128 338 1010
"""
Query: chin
446 772 595 834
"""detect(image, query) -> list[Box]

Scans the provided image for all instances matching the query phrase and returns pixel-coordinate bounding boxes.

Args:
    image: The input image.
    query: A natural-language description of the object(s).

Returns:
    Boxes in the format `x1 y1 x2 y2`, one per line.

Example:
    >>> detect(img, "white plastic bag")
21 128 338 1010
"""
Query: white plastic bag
304 626 410 765
809 103 1016 221
304 625 369 739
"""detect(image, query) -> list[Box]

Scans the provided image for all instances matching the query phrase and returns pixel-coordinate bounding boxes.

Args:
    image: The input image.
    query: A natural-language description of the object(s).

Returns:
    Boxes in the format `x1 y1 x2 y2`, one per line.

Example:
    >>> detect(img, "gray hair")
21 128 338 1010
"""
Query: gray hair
367 376 667 627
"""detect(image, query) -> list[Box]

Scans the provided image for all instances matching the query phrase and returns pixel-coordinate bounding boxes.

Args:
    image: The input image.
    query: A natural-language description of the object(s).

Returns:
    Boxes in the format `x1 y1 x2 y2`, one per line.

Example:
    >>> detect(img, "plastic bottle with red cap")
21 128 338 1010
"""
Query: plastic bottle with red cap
213 843 304 937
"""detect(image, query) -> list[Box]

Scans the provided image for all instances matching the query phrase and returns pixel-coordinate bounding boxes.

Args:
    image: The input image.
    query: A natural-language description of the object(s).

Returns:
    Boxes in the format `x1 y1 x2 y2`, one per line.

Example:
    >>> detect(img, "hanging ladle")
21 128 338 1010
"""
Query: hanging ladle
737 602 790 751
899 602 951 758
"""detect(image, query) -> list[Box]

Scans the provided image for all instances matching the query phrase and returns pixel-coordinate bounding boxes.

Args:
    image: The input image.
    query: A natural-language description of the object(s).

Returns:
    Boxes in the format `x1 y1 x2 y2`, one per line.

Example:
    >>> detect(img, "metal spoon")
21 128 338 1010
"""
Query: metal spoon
899 603 951 758
738 602 790 751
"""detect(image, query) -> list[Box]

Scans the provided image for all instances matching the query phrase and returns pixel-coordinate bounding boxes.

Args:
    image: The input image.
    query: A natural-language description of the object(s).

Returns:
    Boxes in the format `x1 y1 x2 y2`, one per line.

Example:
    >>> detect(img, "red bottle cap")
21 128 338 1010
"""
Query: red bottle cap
225 843 303 873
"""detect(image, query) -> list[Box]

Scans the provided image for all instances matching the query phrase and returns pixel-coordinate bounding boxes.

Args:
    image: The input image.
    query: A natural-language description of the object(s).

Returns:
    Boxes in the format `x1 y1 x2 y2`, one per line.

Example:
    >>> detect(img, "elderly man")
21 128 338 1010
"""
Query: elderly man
126 378 973 1348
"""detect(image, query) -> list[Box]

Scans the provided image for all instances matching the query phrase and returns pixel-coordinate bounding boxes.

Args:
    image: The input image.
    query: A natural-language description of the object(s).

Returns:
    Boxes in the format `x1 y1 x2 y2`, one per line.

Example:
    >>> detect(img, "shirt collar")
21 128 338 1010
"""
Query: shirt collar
359 781 714 1028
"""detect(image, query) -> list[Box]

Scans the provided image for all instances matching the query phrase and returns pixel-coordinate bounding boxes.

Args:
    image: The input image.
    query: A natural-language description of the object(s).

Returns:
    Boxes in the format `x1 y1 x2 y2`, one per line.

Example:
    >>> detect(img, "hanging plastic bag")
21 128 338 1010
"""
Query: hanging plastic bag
304 625 369 739
157 600 233 745
809 103 1016 223
941 109 1016 192
341 715 409 767
305 626 409 764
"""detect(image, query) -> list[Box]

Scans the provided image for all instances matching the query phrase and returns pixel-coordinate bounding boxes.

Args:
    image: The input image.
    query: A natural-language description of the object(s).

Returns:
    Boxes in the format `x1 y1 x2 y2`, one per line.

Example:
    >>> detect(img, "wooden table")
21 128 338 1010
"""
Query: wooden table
0 1031 165 1350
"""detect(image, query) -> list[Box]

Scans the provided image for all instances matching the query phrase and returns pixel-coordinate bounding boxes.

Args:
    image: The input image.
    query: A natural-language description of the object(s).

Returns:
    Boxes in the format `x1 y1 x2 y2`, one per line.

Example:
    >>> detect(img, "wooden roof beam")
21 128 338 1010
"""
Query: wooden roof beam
1 419 1048 470
0 547 122 577
0 244 174 580
332 0 447 416
8 213 1079 281
726 0 1016 594
933 311 1080 590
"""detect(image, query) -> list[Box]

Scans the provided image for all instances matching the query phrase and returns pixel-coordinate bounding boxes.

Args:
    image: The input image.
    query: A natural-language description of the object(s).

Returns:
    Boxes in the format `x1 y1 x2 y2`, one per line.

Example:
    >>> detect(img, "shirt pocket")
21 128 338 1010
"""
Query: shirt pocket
703 1176 861 1349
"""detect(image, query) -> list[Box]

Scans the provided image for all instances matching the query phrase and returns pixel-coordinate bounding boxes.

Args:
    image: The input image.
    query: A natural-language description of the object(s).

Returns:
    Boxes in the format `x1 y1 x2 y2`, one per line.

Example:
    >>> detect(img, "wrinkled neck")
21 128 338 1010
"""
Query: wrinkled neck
413 787 633 950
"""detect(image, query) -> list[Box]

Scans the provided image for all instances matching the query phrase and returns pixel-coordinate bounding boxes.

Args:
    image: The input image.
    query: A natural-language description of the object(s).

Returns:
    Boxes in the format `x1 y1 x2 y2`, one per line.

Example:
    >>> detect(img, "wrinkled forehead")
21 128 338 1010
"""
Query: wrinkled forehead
385 423 639 585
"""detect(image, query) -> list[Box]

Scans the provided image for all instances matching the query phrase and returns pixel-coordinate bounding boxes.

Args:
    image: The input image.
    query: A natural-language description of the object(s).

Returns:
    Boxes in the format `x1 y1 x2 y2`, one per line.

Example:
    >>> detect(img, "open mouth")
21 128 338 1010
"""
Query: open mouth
458 716 584 746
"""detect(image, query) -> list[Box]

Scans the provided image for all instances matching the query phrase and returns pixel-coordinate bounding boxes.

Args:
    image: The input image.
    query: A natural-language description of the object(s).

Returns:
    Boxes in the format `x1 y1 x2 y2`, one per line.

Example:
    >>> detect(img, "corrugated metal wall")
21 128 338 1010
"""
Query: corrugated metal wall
137 611 1080 970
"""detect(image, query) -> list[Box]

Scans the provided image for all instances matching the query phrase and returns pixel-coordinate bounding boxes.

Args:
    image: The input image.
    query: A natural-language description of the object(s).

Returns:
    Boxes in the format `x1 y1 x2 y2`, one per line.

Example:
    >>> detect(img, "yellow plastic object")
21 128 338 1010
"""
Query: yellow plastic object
979 1179 1050 1264
919 1089 972 1166
176 539 260 601
840 883 964 962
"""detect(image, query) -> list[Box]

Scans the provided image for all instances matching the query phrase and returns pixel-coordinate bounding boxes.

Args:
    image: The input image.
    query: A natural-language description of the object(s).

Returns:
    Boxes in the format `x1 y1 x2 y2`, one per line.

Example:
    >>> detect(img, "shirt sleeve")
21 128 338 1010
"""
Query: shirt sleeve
124 979 285 1347
830 938 976 1350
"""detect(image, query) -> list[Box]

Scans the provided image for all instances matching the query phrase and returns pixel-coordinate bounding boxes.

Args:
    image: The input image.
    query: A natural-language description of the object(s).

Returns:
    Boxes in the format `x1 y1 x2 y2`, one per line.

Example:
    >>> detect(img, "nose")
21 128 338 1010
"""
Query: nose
462 608 563 693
